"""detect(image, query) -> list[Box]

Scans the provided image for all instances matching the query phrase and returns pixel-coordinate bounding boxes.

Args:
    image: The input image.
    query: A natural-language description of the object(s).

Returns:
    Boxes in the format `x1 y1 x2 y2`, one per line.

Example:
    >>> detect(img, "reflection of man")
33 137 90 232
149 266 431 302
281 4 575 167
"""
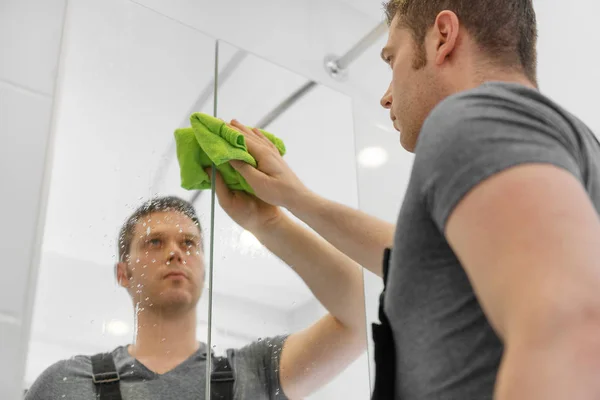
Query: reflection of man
223 0 600 399
26 196 367 399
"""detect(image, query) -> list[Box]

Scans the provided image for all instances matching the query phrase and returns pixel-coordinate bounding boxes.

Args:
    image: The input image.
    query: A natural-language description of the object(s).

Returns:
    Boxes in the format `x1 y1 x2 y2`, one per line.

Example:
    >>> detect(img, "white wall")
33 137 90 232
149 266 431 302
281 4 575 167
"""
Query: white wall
0 0 67 398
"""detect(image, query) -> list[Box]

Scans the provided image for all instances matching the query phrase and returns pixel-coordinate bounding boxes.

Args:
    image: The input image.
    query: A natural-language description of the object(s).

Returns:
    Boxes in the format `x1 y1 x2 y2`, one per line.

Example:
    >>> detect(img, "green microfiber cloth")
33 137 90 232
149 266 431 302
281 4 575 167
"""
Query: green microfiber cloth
174 113 286 194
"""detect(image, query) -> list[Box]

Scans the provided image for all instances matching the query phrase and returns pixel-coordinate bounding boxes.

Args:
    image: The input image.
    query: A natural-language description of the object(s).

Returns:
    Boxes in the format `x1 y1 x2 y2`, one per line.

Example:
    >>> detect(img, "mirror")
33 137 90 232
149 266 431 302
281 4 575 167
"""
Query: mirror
206 41 371 399
24 0 217 397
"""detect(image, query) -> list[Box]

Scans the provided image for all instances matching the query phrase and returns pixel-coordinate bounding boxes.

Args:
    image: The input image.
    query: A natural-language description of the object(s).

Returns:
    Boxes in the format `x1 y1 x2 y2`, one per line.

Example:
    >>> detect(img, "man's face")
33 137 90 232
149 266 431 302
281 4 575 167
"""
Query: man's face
117 211 205 313
380 16 449 152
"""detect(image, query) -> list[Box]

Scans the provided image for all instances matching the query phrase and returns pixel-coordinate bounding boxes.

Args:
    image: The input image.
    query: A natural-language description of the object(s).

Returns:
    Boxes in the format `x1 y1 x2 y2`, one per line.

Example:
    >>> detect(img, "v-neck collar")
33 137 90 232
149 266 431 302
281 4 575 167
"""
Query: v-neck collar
116 342 209 377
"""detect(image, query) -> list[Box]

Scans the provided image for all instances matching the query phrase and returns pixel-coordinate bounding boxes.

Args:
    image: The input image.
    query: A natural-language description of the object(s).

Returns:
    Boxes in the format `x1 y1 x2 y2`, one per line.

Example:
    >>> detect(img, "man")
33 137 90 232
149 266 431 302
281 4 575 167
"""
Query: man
25 196 368 399
222 1 600 399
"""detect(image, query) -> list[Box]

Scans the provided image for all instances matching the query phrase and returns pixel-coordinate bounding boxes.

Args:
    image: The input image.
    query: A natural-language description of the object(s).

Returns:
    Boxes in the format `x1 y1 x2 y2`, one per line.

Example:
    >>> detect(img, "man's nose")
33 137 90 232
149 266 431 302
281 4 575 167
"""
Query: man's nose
166 242 184 264
380 84 392 109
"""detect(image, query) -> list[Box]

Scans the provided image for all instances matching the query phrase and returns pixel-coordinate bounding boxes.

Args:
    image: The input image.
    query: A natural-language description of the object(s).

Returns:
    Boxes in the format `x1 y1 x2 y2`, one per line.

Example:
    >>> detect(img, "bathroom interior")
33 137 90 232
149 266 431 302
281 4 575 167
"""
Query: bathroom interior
1 0 599 399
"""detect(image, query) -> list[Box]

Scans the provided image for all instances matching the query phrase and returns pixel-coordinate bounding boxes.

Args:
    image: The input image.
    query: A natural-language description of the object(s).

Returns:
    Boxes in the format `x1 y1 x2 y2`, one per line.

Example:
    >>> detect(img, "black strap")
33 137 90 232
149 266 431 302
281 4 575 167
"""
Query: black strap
371 248 396 400
211 353 235 399
91 353 122 400
90 351 235 400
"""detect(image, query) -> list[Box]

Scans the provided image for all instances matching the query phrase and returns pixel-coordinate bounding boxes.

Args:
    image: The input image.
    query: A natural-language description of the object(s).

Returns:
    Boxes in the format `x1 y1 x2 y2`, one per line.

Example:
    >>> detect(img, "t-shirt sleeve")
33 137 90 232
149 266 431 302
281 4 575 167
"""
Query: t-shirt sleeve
24 359 80 400
415 90 583 233
232 335 289 400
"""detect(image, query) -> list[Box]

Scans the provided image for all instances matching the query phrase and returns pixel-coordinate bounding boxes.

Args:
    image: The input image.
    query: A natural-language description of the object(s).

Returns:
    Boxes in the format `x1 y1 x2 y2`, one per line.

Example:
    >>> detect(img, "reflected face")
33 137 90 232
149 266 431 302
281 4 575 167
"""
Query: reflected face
118 211 204 313
379 16 448 152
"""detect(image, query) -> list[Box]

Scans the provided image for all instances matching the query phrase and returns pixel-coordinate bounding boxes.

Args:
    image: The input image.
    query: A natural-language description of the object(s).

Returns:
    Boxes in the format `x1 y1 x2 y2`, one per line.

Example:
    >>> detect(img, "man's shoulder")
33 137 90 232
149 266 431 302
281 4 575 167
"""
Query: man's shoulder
430 82 547 120
27 347 127 393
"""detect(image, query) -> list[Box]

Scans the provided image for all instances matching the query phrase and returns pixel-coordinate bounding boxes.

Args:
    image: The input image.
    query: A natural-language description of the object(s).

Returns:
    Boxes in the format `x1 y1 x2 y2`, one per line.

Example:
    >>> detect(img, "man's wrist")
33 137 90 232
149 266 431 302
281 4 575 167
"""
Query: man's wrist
285 187 319 218
252 212 292 242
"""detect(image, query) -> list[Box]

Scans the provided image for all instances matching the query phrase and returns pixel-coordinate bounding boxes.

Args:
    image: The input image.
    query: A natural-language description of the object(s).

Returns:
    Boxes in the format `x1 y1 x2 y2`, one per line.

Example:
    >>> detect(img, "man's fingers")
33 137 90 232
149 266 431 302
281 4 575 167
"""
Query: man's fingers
229 119 273 160
252 127 279 153
230 160 268 190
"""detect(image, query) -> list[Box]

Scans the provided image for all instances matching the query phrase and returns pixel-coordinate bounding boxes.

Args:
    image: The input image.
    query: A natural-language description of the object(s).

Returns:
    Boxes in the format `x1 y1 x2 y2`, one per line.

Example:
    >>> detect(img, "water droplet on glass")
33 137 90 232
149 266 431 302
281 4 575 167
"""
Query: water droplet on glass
141 273 145 277
161 338 166 342
136 258 140 263
182 260 187 265
257 337 262 342
145 297 150 301
146 227 151 235
166 261 170 266
143 265 147 269
179 229 183 233
186 251 191 256
63 377 67 381
152 259 156 263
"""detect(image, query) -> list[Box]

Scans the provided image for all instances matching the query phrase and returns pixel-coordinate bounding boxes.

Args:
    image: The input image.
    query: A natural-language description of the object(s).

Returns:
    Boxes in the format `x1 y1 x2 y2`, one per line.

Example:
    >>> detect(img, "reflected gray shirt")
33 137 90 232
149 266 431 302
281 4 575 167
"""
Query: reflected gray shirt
25 336 289 400
386 82 600 398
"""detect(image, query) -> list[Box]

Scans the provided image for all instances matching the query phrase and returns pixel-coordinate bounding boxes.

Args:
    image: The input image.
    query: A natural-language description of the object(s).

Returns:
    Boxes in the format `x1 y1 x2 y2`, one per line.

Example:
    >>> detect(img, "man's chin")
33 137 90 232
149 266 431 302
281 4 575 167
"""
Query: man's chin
154 289 199 310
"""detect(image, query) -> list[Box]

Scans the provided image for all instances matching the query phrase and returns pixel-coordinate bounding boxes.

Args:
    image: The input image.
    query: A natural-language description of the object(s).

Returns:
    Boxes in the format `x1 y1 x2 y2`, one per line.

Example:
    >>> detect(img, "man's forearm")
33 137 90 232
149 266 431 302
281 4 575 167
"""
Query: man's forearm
254 215 367 333
287 191 395 278
495 321 600 399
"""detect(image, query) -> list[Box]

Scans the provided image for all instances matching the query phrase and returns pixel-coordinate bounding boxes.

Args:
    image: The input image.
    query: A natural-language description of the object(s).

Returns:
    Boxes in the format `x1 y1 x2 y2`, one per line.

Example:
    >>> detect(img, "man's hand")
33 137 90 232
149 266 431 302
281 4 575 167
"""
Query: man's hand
227 119 311 210
208 166 283 234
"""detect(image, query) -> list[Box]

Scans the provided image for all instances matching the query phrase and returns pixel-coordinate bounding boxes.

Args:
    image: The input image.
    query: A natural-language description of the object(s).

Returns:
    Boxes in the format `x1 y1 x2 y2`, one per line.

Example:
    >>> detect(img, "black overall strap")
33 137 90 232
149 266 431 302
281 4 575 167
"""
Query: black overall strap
211 352 235 400
371 247 396 400
91 353 122 400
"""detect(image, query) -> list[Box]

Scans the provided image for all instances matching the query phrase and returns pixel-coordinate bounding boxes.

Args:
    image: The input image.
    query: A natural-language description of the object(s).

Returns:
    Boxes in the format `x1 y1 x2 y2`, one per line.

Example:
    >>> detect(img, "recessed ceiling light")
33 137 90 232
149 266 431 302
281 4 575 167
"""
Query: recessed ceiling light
358 146 388 168
104 319 130 337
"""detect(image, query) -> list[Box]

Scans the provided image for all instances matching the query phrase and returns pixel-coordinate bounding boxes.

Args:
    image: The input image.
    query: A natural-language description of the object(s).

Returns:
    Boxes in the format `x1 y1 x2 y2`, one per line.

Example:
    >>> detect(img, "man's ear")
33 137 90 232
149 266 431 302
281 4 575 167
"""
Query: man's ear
432 10 460 65
116 261 132 288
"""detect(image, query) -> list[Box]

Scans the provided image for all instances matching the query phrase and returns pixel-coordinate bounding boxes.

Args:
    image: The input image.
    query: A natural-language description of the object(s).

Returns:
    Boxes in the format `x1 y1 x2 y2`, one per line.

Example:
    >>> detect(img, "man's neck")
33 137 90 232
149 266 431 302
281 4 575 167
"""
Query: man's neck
129 306 200 370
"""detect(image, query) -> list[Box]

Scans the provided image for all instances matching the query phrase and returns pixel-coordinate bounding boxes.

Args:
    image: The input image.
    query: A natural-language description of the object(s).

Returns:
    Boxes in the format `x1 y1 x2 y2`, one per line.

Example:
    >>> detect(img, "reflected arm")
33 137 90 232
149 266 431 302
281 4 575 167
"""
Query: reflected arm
287 191 395 278
254 215 368 399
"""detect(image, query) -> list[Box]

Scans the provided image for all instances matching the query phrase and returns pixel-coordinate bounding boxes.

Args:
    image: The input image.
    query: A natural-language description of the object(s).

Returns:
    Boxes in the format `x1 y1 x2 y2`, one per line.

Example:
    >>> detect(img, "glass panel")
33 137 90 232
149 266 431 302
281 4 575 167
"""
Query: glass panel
23 0 216 397
208 41 371 399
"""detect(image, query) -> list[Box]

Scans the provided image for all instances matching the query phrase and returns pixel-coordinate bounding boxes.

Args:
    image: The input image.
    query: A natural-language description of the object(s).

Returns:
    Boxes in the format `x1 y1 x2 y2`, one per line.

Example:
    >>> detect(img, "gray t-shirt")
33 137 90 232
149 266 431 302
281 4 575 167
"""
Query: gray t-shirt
25 336 289 400
386 82 600 399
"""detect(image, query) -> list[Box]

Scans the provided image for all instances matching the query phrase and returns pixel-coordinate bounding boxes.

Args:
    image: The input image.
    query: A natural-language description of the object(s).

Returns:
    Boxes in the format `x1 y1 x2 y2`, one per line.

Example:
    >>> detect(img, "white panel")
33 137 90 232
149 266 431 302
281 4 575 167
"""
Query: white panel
0 83 53 318
0 320 25 399
534 0 600 135
0 0 66 95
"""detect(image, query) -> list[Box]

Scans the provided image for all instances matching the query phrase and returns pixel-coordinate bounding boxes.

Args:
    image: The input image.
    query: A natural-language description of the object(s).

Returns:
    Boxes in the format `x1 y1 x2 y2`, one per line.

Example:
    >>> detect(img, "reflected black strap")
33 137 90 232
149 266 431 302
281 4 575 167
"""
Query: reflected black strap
211 354 235 400
91 353 122 400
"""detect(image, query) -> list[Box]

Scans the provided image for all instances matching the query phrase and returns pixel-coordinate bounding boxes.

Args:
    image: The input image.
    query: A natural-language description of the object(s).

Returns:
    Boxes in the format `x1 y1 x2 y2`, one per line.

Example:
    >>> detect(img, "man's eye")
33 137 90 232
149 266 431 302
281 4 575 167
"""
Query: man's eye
184 239 197 248
148 238 162 247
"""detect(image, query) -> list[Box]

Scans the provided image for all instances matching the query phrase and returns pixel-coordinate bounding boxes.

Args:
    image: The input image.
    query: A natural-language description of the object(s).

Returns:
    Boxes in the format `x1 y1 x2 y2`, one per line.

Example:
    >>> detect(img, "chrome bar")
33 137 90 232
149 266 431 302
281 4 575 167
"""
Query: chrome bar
255 81 317 129
336 21 387 70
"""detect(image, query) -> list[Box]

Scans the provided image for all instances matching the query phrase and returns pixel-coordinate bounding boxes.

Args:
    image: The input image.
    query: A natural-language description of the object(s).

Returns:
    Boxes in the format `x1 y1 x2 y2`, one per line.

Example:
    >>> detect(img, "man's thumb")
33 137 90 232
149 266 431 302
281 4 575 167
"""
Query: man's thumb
229 160 265 188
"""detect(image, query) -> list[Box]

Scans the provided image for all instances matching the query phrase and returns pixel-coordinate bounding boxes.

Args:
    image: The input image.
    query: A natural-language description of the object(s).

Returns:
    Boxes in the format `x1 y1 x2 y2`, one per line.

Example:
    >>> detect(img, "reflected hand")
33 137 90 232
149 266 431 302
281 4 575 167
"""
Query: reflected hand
227 119 311 210
208 167 284 234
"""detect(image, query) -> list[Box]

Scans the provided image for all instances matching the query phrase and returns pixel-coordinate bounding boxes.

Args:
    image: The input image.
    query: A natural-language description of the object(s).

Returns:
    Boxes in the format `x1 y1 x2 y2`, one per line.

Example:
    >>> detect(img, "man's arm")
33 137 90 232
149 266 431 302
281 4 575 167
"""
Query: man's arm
227 119 394 278
446 164 600 399
285 191 394 278
253 215 368 399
